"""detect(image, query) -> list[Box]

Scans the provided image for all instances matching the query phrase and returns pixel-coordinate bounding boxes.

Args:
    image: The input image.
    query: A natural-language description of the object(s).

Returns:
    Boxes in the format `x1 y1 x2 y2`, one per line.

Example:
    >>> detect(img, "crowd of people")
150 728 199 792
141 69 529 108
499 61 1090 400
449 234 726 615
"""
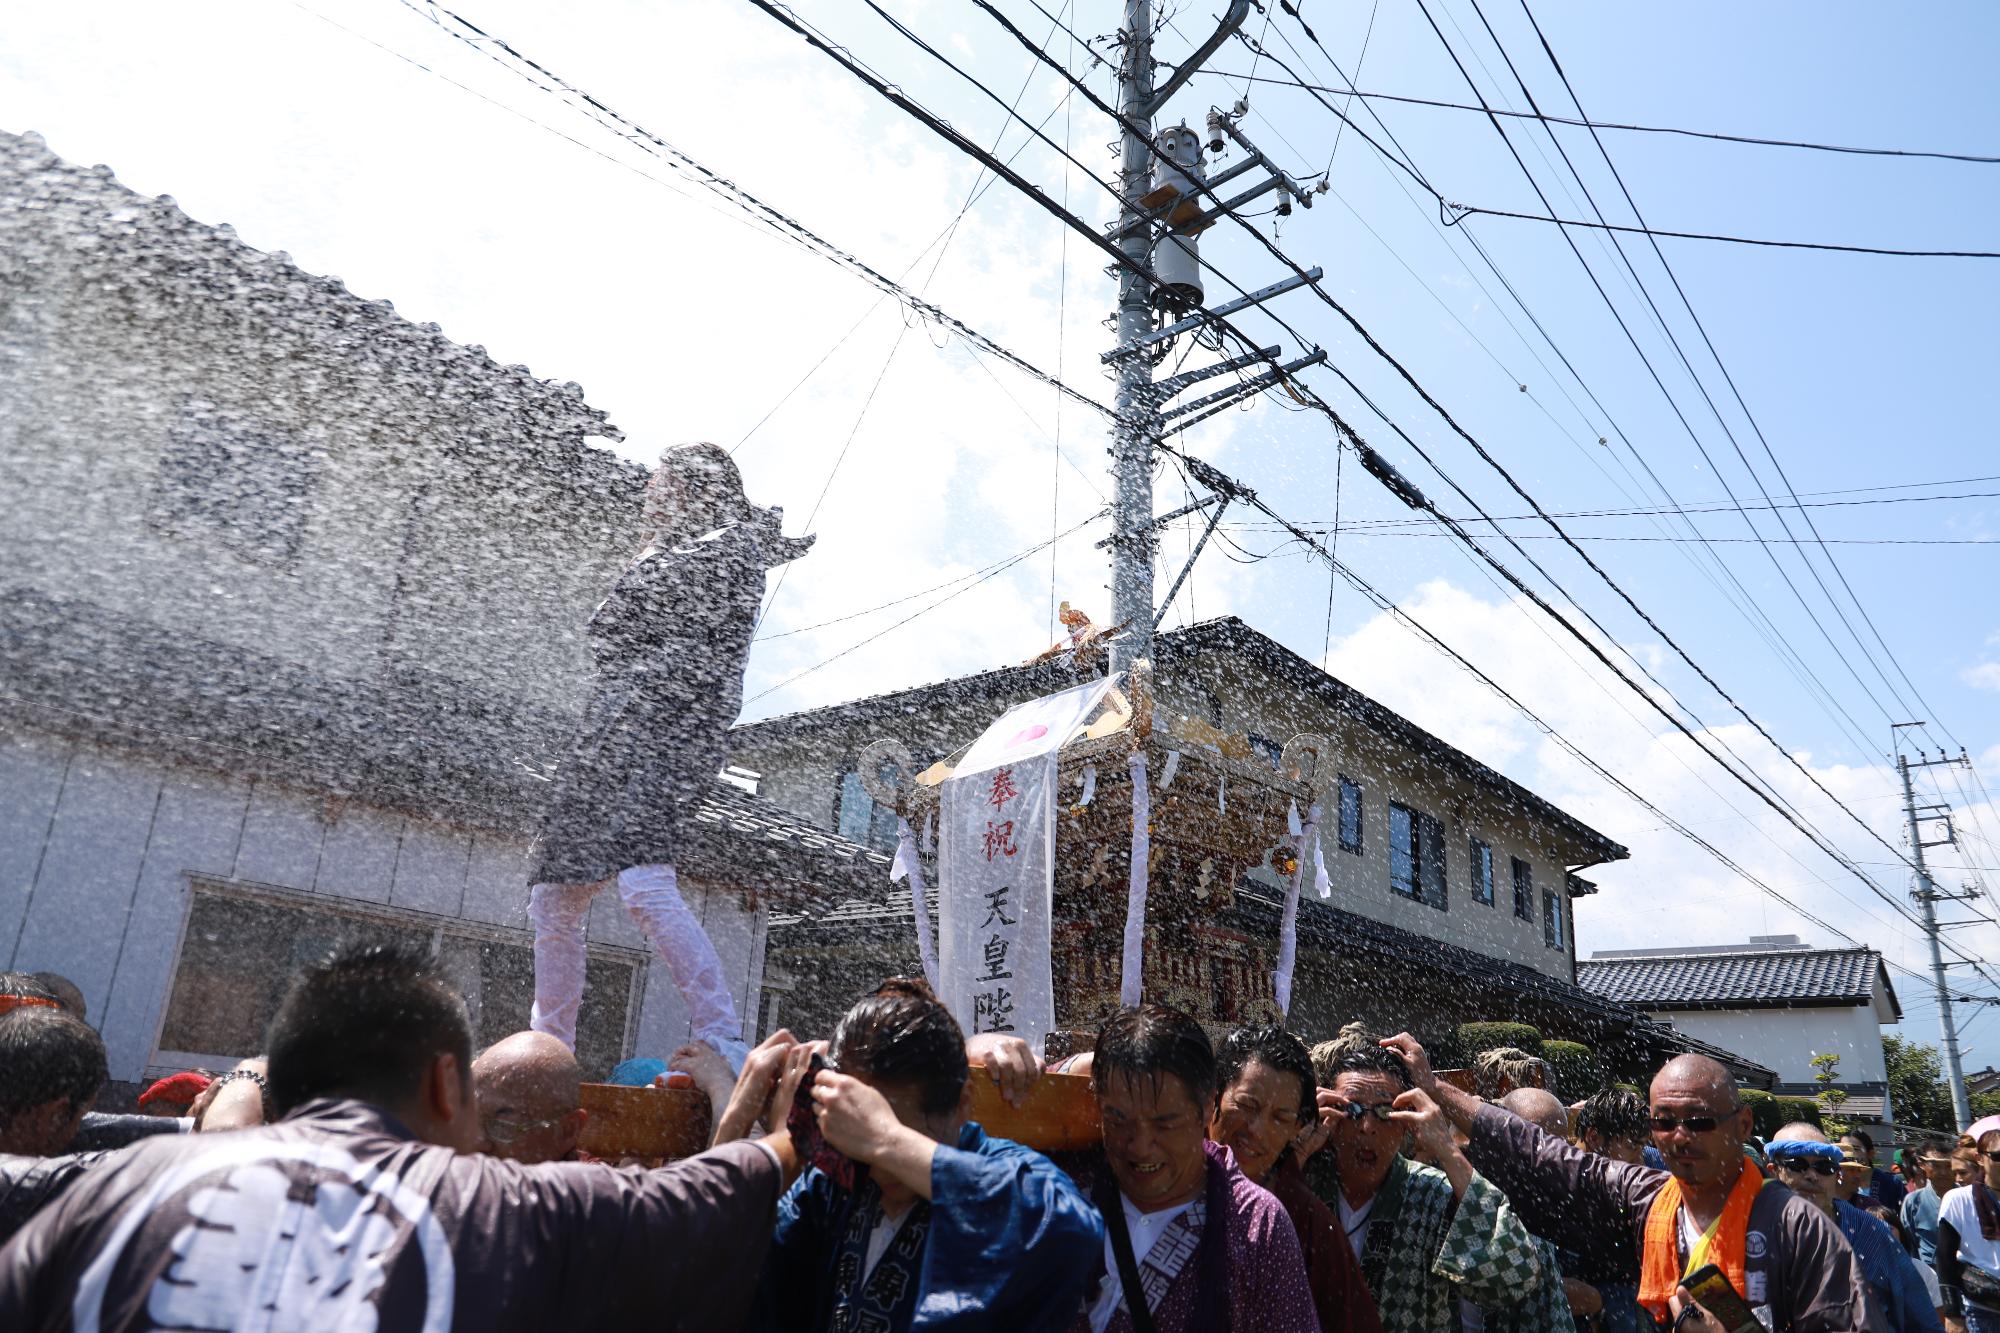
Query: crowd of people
2 952 1998 1332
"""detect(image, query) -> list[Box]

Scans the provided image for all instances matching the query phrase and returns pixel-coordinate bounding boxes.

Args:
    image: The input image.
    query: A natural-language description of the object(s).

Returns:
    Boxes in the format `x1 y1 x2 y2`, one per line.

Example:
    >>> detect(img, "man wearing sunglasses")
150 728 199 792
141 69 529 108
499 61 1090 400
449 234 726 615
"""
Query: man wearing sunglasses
1769 1125 1944 1332
1302 1043 1547 1333
1380 1033 1869 1332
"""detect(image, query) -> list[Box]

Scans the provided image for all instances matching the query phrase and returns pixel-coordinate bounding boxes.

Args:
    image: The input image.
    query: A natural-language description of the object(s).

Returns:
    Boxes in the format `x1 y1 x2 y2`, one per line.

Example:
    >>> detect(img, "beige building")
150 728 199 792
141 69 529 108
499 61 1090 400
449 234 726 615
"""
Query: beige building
739 616 1614 981
0 129 881 1093
735 618 1768 1083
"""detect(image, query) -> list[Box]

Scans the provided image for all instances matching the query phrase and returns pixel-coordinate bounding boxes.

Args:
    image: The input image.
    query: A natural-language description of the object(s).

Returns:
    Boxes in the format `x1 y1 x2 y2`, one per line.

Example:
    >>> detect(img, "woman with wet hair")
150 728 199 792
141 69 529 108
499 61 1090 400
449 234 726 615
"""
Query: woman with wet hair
753 978 1101 1332
526 443 812 1074
1208 1024 1385 1333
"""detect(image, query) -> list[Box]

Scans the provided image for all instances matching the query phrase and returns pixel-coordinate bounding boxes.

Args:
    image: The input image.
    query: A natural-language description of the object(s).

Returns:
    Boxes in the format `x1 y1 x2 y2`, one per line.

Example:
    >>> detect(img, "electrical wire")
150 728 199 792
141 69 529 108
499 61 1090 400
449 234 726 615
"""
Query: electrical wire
1209 72 2000 165
1226 25 1888 758
744 508 1107 705
395 0 1112 422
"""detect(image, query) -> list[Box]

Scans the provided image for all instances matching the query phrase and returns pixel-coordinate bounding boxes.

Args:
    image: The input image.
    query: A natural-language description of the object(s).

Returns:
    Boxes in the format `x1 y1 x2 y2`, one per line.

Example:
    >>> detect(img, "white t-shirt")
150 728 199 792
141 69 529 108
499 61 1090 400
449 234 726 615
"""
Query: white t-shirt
864 1209 912 1281
1087 1196 1196 1333
1940 1186 2000 1276
1338 1193 1377 1261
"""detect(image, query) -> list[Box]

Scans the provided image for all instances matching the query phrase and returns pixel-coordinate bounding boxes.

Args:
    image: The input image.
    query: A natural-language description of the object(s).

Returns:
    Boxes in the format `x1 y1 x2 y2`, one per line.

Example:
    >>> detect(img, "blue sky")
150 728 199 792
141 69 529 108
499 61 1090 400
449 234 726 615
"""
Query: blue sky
6 0 1997 1065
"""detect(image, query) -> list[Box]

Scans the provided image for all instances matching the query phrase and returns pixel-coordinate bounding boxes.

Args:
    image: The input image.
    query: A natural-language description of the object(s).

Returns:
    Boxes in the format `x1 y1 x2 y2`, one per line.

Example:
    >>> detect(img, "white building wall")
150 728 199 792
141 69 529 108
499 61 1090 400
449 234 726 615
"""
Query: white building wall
1645 1005 1888 1088
0 725 765 1082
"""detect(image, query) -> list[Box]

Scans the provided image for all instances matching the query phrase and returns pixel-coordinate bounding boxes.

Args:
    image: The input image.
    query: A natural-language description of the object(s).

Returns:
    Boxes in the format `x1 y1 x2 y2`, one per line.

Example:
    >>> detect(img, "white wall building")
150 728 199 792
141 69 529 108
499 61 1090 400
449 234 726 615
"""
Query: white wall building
0 130 883 1096
1579 935 1902 1123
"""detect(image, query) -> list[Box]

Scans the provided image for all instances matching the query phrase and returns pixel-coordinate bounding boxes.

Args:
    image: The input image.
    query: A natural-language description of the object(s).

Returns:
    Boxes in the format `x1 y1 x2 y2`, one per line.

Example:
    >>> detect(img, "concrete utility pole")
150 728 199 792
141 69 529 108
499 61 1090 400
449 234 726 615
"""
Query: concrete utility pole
1106 0 1160 676
1894 723 1977 1129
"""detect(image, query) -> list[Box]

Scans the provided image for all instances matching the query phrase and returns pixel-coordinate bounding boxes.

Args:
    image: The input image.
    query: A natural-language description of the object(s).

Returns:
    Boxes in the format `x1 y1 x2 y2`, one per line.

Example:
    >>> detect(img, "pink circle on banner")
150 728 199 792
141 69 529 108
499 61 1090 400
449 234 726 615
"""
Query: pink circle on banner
1008 724 1049 749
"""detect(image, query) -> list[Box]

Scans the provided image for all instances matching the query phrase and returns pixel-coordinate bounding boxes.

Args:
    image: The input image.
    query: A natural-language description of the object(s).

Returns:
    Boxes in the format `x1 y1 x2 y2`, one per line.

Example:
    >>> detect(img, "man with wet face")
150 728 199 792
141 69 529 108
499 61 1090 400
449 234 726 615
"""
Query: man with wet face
1074 1003 1317 1333
1207 1025 1384 1333
1302 1041 1547 1333
750 978 1100 1332
471 1031 588 1165
1846 1129 1908 1208
1407 1033 1869 1331
1577 1087 1652 1167
0 940 810 1331
1770 1123 1942 1332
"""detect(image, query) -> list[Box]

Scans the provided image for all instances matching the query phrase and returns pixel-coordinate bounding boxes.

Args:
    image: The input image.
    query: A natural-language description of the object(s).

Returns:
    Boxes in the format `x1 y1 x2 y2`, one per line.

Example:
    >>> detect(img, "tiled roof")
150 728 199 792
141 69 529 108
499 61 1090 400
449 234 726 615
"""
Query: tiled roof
688 781 891 877
1578 947 1896 1014
736 616 1626 864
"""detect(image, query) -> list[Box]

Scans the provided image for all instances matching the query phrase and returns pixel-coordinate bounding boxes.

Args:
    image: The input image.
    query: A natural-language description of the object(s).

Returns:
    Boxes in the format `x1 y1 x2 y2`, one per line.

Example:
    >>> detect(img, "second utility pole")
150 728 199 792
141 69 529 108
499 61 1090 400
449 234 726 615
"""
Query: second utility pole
1108 0 1159 676
1896 727 1975 1128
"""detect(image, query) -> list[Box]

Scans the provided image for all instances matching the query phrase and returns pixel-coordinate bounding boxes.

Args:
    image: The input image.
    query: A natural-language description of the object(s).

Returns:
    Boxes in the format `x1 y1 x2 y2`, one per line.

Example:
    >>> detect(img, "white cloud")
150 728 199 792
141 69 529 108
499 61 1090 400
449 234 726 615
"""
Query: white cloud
1963 662 2000 692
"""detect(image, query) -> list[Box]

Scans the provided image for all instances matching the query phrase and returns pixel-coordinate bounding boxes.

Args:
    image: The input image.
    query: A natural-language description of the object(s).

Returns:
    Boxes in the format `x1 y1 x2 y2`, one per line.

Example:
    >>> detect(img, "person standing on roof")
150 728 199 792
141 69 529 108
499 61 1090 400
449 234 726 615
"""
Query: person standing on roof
526 443 812 1073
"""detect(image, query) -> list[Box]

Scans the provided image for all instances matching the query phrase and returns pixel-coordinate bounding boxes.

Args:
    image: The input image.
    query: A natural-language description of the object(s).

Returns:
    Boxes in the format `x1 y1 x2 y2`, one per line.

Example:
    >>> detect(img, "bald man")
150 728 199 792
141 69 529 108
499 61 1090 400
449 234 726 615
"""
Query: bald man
1499 1087 1570 1139
472 1032 589 1165
1382 1036 1868 1332
1769 1124 1943 1333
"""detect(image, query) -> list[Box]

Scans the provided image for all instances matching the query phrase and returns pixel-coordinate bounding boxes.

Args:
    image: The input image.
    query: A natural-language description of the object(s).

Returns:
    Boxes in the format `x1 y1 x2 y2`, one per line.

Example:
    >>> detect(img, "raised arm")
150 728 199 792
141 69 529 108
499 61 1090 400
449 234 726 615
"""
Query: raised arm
1378 1032 1661 1256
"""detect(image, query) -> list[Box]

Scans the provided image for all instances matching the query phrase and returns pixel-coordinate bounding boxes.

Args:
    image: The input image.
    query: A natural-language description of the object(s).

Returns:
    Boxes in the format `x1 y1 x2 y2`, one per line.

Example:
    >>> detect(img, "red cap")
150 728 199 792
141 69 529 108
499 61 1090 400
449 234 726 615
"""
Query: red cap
138 1070 213 1109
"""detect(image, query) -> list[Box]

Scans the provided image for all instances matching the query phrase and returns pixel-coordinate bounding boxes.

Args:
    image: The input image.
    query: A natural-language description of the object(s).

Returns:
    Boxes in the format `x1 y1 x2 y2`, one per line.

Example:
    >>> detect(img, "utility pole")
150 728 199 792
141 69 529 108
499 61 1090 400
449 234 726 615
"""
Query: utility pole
1106 0 1160 676
1103 0 1319 671
1894 722 1977 1129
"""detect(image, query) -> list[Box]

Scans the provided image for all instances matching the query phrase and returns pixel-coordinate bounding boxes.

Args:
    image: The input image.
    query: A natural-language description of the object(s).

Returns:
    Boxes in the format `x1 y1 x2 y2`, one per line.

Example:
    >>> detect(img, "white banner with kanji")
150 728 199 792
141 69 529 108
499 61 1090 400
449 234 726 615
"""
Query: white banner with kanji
939 677 1118 1047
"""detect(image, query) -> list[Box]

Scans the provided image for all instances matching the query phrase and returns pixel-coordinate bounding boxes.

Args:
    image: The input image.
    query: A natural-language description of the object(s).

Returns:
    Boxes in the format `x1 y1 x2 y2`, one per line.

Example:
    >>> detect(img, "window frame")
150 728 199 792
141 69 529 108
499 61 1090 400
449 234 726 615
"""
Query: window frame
1388 801 1418 900
1512 856 1534 921
1337 775 1363 854
151 876 649 1077
1544 885 1566 951
1388 802 1447 911
1470 838 1495 907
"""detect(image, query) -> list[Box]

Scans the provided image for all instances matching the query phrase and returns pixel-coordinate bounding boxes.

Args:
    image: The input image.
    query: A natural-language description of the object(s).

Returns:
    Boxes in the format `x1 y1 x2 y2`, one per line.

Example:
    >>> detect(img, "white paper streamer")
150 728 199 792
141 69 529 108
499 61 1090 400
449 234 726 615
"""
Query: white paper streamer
1273 801 1332 1014
1159 749 1182 790
1120 749 1151 1007
1218 775 1227 813
892 816 942 992
1077 764 1098 807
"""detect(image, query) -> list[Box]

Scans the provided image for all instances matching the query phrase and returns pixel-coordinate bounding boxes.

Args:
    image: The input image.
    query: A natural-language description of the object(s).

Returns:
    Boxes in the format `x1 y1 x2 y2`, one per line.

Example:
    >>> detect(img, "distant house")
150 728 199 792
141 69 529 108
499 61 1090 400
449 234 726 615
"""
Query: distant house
0 130 883 1095
1968 1066 2000 1098
1580 935 1901 1127
737 616 1775 1088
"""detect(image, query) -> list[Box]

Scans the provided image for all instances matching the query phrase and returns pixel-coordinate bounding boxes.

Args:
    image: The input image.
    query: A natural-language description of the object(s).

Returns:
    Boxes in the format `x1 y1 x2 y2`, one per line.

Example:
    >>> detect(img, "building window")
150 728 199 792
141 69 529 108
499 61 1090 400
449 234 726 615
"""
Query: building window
1513 857 1533 920
1248 734 1283 772
1389 802 1447 910
157 882 645 1081
1337 776 1363 853
1544 887 1565 950
152 397 317 563
1471 839 1495 906
835 767 901 854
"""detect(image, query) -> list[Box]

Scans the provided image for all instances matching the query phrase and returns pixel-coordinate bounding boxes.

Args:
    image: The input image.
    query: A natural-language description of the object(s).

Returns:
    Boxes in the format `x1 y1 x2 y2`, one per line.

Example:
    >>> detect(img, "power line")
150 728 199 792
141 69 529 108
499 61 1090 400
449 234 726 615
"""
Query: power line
1209 71 2000 165
1400 0 1923 752
775 0 1987 983
1504 0 1963 739
744 508 1107 706
961 4 2000 984
396 0 1113 423
1225 529 2000 546
1231 24 1885 761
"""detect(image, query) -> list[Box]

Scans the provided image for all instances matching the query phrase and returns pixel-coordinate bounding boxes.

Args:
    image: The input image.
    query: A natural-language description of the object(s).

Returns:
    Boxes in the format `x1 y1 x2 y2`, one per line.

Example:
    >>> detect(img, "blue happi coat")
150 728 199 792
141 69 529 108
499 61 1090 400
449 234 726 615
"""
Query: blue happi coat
757 1121 1104 1332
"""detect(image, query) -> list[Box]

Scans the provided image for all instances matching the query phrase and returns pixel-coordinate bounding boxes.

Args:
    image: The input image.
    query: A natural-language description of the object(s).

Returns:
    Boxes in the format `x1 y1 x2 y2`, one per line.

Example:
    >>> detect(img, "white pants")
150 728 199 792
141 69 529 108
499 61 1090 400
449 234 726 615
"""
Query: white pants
528 863 749 1072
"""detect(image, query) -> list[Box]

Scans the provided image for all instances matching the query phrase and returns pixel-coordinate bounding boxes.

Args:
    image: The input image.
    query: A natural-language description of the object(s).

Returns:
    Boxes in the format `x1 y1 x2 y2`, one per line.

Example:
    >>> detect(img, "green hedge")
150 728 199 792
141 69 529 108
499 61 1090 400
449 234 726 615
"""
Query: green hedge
1775 1097 1824 1131
1457 1022 1545 1058
1542 1040 1603 1099
1740 1089 1781 1139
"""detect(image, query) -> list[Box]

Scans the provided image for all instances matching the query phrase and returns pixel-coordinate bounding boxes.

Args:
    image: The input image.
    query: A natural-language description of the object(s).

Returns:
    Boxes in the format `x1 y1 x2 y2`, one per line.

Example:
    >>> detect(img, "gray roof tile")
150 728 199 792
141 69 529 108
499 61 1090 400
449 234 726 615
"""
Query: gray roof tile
1578 947 1892 1011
